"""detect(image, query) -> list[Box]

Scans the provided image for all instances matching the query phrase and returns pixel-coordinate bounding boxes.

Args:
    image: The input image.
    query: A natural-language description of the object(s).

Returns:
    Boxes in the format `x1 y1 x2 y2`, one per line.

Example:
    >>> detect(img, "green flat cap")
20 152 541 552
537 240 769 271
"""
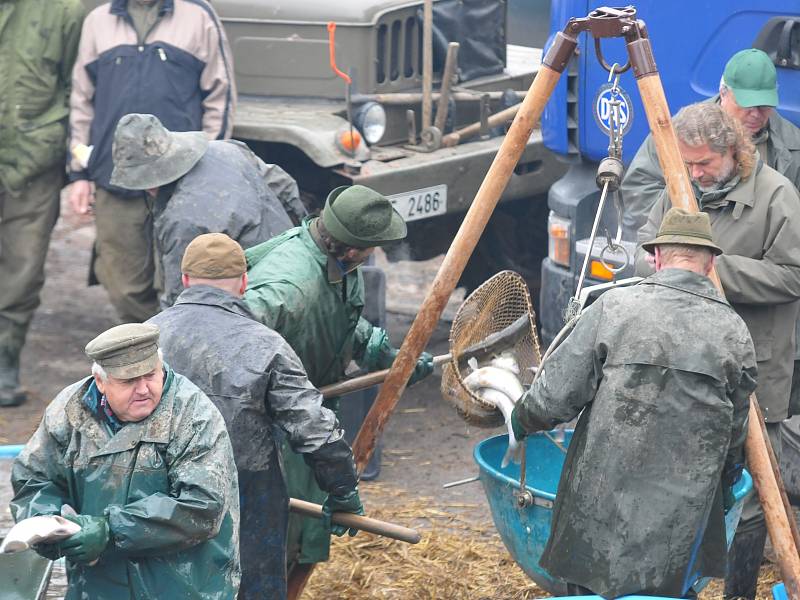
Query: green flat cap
321 185 407 248
182 233 247 279
723 49 778 108
110 113 208 190
642 207 723 256
85 323 161 379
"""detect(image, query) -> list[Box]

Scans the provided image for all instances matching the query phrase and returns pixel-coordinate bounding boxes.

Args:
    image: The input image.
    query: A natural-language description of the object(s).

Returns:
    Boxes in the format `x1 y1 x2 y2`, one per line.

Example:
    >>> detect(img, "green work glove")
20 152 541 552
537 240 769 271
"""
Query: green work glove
723 484 736 513
32 542 61 561
408 351 434 386
321 489 365 537
59 514 110 564
510 403 528 443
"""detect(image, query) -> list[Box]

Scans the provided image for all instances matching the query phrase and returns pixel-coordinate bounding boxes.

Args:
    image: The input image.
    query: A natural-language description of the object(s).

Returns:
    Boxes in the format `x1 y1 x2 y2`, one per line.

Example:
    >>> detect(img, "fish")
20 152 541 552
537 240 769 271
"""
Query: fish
489 352 520 375
475 387 524 468
0 515 81 554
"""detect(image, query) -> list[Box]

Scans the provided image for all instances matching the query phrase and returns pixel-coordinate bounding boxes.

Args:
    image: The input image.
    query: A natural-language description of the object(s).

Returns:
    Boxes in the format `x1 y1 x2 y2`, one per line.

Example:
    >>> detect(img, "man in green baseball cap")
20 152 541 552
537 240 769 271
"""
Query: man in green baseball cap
11 322 241 598
244 184 433 574
507 206 755 598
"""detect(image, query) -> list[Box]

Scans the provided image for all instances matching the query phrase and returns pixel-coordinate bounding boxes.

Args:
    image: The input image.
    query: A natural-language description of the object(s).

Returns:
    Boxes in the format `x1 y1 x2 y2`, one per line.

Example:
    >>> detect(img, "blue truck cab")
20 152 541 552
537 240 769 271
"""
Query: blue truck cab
538 1 800 345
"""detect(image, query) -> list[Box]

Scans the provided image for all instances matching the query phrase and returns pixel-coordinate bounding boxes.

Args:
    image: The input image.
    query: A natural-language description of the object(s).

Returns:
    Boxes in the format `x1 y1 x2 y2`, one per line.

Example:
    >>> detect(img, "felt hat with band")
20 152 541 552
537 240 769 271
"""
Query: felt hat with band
321 185 407 248
642 207 723 255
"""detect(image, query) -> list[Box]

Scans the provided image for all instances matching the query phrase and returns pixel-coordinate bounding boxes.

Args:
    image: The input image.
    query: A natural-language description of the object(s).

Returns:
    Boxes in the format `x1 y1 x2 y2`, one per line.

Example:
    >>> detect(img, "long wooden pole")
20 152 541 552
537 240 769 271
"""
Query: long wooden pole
352 63 567 472
421 0 434 130
636 72 800 599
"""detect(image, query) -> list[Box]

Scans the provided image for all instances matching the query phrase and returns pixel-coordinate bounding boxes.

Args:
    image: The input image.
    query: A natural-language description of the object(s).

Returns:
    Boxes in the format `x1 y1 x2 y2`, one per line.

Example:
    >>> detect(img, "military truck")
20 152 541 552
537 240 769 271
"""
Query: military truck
215 0 566 293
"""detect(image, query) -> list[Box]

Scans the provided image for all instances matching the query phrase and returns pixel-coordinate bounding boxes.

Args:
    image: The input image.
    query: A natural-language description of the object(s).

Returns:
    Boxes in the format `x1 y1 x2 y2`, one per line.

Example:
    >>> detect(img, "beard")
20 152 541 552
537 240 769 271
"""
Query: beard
696 154 737 193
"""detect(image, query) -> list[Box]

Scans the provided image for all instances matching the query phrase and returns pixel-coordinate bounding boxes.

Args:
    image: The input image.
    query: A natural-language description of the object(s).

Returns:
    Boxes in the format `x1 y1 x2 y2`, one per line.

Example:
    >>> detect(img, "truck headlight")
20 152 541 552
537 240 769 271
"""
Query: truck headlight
353 102 386 145
548 212 571 267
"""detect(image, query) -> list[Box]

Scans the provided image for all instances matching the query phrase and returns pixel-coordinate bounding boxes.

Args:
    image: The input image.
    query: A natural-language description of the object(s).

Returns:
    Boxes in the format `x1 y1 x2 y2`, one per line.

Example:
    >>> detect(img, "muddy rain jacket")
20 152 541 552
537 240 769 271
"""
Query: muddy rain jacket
244 218 377 564
154 140 301 308
0 0 83 194
10 367 240 600
244 218 375 388
517 269 756 598
621 97 800 235
69 0 235 193
636 162 800 421
147 285 358 597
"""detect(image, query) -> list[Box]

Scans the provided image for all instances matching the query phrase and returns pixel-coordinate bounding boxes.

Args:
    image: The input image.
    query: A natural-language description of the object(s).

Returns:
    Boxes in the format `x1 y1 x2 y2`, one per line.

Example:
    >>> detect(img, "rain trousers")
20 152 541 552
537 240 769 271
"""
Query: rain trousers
516 269 756 598
154 140 303 308
244 218 376 564
148 285 358 599
10 366 241 600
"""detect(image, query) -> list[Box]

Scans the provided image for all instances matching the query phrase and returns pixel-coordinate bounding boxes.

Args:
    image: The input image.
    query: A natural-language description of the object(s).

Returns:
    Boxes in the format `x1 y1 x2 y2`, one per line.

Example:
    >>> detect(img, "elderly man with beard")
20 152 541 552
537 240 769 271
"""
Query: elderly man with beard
10 323 240 599
634 101 800 600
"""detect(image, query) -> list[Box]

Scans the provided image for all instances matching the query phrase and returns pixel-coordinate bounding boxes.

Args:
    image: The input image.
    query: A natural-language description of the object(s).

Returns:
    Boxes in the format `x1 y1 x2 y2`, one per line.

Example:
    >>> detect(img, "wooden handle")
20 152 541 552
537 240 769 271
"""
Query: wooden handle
320 354 450 398
288 498 421 544
434 42 460 133
635 72 800 598
421 0 433 129
442 103 522 148
352 65 565 473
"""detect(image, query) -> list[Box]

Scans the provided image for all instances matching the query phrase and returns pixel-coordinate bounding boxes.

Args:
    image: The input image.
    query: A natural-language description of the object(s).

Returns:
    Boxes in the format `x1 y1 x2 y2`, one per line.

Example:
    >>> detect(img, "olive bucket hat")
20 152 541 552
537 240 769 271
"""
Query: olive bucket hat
642 208 723 255
109 113 208 190
723 48 779 108
321 185 407 248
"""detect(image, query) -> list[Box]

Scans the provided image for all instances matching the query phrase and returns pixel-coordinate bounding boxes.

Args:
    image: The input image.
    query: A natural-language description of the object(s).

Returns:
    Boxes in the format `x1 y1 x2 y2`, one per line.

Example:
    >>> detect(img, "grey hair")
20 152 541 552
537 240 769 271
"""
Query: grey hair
719 76 728 95
91 348 163 382
657 243 714 270
672 102 755 179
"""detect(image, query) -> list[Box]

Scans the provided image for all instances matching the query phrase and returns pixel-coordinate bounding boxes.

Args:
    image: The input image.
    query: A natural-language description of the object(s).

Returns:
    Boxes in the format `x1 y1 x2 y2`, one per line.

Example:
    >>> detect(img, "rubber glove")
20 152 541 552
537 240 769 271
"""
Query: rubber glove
321 489 365 537
59 514 110 564
32 542 61 561
408 351 434 385
510 403 528 442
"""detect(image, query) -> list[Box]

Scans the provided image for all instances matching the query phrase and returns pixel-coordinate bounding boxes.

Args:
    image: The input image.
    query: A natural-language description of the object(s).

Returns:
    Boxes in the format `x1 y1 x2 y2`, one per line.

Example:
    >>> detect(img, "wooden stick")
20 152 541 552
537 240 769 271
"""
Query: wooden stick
434 42 460 133
442 103 521 148
421 0 433 129
289 498 421 544
320 354 450 398
351 65 565 473
636 72 800 599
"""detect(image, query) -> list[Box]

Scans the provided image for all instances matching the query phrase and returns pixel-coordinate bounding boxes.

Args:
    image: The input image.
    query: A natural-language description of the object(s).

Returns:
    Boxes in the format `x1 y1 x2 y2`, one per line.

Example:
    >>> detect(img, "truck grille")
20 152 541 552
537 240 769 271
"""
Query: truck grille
376 14 420 86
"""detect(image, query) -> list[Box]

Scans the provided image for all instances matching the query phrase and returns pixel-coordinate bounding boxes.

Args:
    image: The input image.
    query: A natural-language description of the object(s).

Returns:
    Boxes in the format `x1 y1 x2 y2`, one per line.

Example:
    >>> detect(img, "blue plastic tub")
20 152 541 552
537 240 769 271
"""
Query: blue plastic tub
773 583 787 600
474 431 753 595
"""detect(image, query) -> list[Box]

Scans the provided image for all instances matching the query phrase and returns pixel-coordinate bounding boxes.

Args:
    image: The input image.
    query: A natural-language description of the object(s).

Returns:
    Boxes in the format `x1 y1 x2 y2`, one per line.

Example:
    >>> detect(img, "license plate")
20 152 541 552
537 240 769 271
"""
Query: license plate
388 185 447 222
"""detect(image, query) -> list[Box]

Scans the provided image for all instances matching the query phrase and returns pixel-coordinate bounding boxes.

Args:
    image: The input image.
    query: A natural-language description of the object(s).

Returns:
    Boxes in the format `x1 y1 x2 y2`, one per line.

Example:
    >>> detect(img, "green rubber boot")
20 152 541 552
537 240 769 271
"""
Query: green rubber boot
0 342 26 407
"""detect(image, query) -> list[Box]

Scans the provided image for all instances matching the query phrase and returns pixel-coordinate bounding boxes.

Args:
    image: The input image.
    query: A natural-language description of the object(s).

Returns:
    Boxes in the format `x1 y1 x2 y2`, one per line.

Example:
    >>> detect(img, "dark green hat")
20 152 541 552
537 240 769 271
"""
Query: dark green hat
321 185 407 248
723 49 778 108
85 323 161 379
109 113 208 190
642 208 723 256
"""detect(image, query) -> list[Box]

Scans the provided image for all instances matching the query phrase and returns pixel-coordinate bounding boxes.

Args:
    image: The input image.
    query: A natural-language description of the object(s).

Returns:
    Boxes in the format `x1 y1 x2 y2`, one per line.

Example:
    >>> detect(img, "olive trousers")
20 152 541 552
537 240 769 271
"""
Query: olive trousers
0 166 62 363
93 187 159 323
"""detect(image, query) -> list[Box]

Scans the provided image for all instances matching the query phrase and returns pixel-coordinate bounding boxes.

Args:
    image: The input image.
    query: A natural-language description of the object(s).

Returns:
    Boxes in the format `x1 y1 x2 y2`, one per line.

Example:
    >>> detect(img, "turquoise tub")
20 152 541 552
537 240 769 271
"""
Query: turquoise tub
474 431 753 596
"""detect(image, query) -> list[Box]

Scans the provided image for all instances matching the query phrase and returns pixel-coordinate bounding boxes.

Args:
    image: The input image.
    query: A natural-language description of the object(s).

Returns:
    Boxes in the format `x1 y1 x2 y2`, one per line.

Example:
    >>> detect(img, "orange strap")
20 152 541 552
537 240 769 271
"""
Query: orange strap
327 22 352 84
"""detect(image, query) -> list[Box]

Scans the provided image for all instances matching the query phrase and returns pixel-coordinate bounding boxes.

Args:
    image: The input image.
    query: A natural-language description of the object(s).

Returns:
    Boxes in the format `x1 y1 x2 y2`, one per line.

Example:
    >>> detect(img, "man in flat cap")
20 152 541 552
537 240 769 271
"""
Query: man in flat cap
506 208 756 598
110 113 305 309
148 233 364 600
244 184 434 574
634 102 800 599
10 323 241 599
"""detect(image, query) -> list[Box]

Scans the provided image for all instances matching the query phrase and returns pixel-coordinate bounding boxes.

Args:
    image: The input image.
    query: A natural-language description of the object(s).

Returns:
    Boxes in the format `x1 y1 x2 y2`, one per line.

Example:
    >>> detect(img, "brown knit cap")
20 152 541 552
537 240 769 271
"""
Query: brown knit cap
181 233 247 279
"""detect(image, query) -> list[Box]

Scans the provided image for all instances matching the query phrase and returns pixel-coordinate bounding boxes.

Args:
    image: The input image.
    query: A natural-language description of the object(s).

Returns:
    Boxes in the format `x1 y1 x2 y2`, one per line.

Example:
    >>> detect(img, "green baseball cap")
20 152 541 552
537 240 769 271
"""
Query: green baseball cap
642 208 723 256
85 323 161 379
723 49 778 108
321 185 407 248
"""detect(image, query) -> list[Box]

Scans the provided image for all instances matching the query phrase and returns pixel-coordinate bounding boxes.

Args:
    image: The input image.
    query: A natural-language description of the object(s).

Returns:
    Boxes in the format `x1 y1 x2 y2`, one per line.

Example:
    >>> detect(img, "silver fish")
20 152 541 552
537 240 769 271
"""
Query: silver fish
0 515 81 554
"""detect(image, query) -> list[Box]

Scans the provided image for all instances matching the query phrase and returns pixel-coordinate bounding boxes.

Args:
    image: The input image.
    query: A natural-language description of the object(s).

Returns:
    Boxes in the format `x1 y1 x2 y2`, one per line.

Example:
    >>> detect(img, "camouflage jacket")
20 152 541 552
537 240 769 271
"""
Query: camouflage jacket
517 269 756 598
0 0 83 194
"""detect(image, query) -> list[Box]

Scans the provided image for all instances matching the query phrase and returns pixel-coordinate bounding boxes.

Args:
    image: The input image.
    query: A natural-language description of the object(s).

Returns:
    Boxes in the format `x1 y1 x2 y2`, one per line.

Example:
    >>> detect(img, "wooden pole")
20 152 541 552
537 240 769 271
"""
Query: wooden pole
442 103 522 147
635 71 800 599
288 498 421 544
421 0 434 129
352 64 566 472
434 42 460 132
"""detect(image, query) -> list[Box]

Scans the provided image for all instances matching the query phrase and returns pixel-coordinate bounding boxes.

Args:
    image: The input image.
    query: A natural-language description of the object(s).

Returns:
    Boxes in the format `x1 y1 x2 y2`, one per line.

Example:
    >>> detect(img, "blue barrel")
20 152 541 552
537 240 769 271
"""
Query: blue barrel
474 432 753 595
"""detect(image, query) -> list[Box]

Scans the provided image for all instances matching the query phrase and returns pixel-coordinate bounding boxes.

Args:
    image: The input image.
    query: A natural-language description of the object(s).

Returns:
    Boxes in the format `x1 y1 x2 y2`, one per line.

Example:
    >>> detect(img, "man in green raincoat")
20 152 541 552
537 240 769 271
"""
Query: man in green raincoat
11 323 240 599
244 185 434 571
